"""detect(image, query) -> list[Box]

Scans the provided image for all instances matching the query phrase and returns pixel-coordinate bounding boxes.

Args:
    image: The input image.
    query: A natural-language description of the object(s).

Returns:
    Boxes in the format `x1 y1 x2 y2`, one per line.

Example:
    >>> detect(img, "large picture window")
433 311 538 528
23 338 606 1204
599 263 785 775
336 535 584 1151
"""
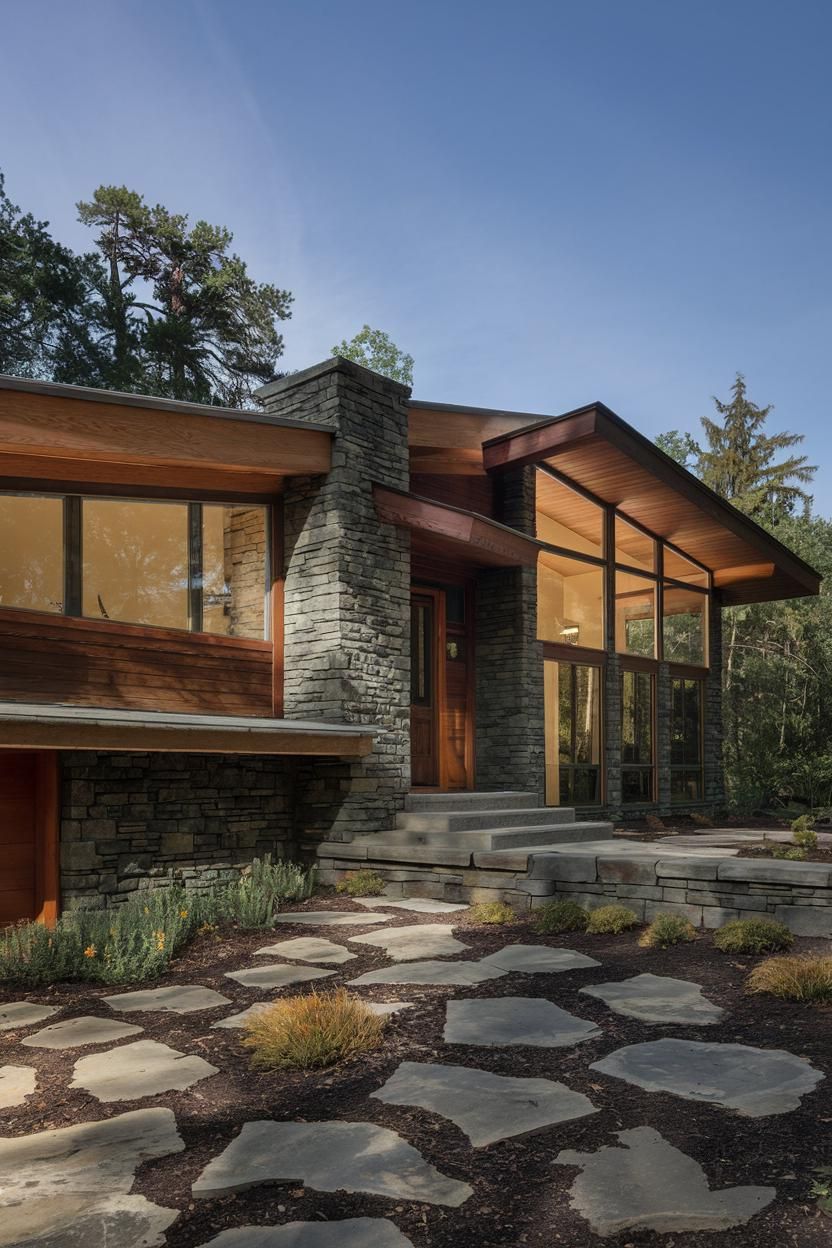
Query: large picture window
615 571 656 658
621 669 654 803
671 677 703 801
538 552 604 650
544 659 601 805
663 585 707 666
0 492 269 639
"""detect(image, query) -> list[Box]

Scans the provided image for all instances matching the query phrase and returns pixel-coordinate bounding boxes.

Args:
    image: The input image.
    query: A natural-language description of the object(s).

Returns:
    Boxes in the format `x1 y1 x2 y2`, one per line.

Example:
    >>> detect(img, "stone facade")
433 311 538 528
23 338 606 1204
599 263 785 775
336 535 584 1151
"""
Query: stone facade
258 358 412 843
60 751 295 909
224 506 267 638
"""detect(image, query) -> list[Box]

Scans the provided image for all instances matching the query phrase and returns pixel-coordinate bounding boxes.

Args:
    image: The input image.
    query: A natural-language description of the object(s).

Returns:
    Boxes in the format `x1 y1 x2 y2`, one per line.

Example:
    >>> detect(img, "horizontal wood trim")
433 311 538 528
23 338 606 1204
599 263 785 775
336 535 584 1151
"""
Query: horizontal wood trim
483 408 598 471
618 655 659 674
0 454 287 497
0 722 373 757
0 390 331 478
542 642 608 666
410 473 495 518
667 662 709 679
0 611 273 717
374 485 539 568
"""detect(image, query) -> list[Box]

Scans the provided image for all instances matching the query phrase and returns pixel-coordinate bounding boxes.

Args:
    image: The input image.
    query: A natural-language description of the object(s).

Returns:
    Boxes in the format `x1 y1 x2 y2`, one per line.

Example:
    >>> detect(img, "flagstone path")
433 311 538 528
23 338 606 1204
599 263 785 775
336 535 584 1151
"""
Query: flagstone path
356 897 469 914
592 1038 824 1115
197 1218 415 1246
22 1014 143 1048
225 963 336 989
253 936 358 963
71 1039 219 1102
372 1060 598 1146
0 1001 59 1031
0 1107 182 1247
445 996 601 1048
580 973 725 1025
193 1120 472 1206
348 922 468 961
555 1125 776 1235
103 984 231 1013
0 1064 36 1109
3 908 827 1246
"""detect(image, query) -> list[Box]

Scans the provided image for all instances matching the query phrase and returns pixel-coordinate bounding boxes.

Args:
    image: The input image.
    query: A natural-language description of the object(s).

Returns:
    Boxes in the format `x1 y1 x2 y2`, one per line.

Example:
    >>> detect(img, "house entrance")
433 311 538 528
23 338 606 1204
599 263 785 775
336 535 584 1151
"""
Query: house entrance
0 751 59 925
410 584 474 790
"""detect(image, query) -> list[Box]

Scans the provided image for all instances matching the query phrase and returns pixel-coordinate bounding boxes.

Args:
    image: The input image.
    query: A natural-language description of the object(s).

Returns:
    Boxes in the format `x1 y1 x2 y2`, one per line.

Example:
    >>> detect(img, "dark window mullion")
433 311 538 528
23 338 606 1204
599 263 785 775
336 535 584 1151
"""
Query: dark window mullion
188 502 203 633
63 496 82 617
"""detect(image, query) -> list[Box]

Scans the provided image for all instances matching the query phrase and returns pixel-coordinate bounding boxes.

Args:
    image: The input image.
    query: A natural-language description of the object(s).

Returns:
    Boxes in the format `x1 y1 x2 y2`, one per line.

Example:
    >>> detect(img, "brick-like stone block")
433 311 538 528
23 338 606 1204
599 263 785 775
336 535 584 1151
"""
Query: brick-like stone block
529 853 597 882
644 900 703 926
597 857 659 885
774 905 832 937
655 858 723 880
717 860 832 887
702 906 742 929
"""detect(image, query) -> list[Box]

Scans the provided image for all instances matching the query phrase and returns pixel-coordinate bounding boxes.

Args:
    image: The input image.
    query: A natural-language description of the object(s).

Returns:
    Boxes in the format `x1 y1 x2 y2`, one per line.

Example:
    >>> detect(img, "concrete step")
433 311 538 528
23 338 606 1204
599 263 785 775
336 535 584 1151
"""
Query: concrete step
355 821 614 853
404 790 539 813
395 806 577 834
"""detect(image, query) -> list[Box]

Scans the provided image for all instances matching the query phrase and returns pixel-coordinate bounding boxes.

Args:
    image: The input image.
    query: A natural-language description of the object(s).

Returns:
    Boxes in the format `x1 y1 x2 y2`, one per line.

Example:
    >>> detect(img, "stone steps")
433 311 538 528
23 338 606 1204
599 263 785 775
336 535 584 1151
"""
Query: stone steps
395 806 580 834
361 821 613 852
403 790 539 813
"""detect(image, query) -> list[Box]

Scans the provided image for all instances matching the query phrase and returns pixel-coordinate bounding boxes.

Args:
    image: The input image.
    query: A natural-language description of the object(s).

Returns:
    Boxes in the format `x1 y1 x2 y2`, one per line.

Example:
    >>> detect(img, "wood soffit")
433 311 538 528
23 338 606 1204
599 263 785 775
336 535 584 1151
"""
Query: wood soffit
373 484 540 568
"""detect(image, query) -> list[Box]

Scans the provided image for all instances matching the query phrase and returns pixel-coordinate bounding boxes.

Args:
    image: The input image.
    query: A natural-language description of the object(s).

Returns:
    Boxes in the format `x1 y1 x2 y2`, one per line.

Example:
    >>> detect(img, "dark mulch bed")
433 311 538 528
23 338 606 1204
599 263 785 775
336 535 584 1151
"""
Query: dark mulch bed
2 897 831 1248
738 845 832 863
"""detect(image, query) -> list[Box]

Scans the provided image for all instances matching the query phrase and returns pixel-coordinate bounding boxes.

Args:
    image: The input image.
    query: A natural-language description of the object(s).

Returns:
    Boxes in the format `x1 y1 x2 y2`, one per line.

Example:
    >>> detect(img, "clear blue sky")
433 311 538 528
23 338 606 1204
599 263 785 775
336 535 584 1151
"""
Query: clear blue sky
2 1 831 509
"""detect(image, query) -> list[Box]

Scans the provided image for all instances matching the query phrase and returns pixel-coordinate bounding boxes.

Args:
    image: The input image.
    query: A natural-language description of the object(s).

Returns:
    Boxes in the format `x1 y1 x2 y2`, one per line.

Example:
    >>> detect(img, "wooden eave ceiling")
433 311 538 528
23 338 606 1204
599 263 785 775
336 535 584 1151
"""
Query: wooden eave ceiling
481 404 821 606
0 383 332 495
374 484 540 568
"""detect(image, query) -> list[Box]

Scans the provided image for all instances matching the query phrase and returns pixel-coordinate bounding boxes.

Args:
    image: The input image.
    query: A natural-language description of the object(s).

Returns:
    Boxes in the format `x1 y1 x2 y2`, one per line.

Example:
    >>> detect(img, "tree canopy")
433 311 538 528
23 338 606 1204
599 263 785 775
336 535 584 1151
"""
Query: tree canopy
332 324 414 386
0 172 292 406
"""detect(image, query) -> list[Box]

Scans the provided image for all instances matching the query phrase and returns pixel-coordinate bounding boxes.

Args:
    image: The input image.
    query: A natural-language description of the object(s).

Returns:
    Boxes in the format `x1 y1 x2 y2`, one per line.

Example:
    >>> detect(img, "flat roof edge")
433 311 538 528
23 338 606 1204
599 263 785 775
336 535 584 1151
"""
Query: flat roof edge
0 701 379 736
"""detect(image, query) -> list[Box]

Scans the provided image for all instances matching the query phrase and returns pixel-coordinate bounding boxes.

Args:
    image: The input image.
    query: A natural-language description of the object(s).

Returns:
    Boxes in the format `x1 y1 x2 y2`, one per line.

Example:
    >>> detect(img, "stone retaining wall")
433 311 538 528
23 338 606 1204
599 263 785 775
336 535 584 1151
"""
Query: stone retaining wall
316 842 832 936
60 751 295 909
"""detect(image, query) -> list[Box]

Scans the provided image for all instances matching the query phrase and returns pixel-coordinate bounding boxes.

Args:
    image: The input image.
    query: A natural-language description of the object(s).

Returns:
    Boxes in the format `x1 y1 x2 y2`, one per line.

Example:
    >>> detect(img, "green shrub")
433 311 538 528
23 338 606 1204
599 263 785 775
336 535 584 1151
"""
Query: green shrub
0 856 317 985
747 955 832 1003
771 843 807 861
639 913 697 948
713 918 794 955
586 904 640 934
242 988 385 1070
791 813 814 836
335 869 386 897
793 827 818 851
468 901 516 925
533 900 589 934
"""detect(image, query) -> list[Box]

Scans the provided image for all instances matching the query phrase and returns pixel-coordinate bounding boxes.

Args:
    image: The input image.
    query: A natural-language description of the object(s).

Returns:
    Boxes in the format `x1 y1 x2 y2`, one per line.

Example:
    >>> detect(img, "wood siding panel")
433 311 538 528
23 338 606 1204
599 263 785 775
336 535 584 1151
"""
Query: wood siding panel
411 473 495 518
0 609 273 717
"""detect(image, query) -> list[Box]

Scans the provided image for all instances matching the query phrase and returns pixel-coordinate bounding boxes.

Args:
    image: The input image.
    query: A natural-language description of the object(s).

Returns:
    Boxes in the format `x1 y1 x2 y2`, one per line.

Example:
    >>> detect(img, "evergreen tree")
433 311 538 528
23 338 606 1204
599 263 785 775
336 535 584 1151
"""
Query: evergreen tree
333 324 414 386
655 429 700 470
77 185 293 404
698 374 815 522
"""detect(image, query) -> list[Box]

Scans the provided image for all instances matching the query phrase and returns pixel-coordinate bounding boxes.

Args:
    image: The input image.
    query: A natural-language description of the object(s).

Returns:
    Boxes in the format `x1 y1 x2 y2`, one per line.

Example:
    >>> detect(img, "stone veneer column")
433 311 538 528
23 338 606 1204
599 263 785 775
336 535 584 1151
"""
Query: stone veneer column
704 597 725 806
257 358 411 842
474 466 545 798
656 662 672 814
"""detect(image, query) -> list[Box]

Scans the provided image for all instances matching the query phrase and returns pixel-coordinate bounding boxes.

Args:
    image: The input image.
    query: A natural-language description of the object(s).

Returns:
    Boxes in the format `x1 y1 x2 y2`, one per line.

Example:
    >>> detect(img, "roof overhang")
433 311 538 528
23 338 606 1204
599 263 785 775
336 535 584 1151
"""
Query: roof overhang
374 484 540 568
0 703 376 757
483 403 821 606
0 375 332 495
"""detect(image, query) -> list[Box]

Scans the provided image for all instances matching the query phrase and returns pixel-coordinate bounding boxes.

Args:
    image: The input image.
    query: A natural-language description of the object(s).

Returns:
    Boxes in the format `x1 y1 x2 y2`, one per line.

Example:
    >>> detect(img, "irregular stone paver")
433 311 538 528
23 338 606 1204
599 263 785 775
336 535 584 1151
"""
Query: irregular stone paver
356 898 469 914
0 1107 183 1247
275 910 390 926
197 1218 414 1247
365 1001 415 1017
193 1120 471 1206
225 964 336 990
481 944 601 974
103 984 231 1014
71 1039 218 1103
253 936 356 964
373 1060 598 1147
350 960 505 987
22 1014 143 1049
5 1193 179 1248
580 974 725 1025
445 997 601 1048
592 1038 824 1116
212 1003 275 1030
0 1064 36 1109
349 923 467 962
0 1001 60 1032
555 1125 775 1235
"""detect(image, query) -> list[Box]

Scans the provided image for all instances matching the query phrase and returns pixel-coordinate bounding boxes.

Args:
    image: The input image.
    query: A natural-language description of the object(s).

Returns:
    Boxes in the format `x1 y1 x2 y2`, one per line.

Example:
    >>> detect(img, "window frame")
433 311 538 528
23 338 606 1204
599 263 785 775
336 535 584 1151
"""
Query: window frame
670 675 704 803
620 666 656 805
0 488 272 640
552 659 604 807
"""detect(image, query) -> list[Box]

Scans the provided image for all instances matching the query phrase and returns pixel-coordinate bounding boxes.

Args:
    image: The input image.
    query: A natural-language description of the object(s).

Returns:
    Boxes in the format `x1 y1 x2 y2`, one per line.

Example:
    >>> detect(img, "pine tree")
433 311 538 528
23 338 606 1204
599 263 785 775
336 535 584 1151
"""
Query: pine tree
698 374 815 522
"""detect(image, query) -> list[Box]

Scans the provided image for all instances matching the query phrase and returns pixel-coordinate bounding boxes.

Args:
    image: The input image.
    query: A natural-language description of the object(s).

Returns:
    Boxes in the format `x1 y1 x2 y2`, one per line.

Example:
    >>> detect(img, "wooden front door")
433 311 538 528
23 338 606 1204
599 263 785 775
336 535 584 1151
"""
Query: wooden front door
0 752 59 926
410 585 474 790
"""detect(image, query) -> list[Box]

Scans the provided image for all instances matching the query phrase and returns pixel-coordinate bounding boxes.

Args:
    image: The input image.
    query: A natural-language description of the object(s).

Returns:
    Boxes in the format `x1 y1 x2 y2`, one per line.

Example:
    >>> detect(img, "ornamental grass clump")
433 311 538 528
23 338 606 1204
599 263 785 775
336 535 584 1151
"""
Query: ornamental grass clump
221 856 317 928
586 904 640 935
468 901 516 925
713 918 793 955
533 899 589 935
747 955 832 1004
242 988 386 1070
639 913 697 949
335 869 387 897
